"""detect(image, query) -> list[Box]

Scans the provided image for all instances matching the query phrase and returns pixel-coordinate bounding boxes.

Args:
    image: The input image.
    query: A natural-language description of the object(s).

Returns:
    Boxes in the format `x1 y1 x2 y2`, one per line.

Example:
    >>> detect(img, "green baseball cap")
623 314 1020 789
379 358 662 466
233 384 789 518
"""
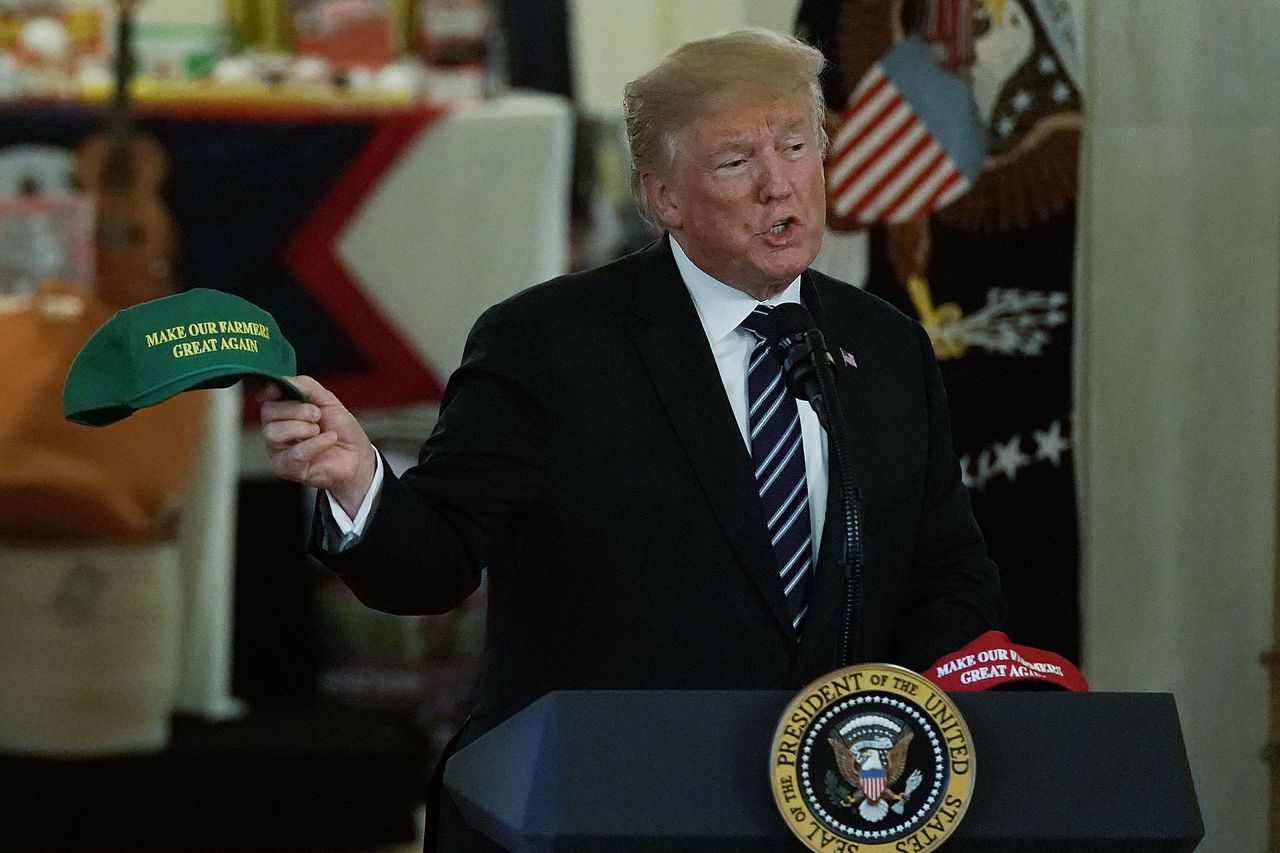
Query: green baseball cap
64 288 307 426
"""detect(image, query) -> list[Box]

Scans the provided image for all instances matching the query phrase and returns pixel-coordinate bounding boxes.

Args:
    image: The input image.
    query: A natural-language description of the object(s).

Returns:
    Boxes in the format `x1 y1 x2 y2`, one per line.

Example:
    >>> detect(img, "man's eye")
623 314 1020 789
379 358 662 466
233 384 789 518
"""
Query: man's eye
720 158 747 169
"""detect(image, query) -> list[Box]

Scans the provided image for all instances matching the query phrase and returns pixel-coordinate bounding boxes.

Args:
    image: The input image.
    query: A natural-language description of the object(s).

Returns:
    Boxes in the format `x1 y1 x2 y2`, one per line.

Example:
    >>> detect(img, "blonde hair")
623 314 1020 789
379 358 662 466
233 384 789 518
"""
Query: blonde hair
623 28 828 228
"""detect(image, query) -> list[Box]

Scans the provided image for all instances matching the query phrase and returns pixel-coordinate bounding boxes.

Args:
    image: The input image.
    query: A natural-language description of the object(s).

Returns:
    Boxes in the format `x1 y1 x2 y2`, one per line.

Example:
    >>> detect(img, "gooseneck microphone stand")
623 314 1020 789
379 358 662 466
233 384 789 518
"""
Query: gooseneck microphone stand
811 352 863 668
770 314 864 668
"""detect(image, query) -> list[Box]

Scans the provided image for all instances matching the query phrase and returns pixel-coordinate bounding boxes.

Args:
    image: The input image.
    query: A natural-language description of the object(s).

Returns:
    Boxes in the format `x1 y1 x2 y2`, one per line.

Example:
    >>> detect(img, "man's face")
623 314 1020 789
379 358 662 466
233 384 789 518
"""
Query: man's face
646 88 826 300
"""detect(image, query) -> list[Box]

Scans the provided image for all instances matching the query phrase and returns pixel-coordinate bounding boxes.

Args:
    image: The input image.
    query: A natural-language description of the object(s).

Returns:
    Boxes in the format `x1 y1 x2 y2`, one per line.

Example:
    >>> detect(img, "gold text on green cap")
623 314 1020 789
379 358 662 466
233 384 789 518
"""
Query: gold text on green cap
145 319 273 358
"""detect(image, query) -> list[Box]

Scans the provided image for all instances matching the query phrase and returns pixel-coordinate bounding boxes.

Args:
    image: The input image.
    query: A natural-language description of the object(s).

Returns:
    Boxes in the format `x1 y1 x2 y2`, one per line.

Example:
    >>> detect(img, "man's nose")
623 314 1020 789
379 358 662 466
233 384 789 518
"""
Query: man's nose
757 153 794 202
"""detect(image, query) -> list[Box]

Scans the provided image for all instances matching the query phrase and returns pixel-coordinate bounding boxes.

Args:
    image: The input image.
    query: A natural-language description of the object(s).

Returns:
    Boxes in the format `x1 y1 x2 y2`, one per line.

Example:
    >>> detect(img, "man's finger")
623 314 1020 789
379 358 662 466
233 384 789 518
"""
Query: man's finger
285 375 341 407
260 399 321 425
286 430 339 466
262 419 322 451
250 378 277 402
272 430 341 482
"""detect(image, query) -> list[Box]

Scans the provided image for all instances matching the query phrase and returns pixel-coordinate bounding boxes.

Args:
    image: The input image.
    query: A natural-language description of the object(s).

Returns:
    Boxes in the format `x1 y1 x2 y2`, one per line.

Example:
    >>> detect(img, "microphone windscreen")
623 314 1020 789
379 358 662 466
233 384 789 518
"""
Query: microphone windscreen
766 302 817 346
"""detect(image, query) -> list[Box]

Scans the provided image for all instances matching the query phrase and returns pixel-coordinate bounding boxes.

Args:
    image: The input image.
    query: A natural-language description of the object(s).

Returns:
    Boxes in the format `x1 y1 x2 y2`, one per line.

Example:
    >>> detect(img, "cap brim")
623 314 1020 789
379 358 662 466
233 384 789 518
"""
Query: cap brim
129 365 308 410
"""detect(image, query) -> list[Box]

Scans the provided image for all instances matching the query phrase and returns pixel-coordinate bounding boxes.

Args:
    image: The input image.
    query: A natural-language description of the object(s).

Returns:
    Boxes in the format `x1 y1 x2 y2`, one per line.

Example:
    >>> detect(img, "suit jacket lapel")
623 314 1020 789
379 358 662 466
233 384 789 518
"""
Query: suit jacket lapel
628 239 796 640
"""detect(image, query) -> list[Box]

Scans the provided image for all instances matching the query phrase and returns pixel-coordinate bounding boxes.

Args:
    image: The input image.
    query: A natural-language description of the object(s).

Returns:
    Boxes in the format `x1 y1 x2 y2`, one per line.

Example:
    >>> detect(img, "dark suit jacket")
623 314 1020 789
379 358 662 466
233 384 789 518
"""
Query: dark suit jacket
313 237 1003 846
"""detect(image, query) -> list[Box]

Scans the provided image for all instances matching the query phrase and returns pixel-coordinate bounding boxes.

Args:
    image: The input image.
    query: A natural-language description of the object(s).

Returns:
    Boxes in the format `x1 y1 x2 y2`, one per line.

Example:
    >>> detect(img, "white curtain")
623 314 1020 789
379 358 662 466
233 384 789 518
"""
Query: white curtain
1076 2 1280 848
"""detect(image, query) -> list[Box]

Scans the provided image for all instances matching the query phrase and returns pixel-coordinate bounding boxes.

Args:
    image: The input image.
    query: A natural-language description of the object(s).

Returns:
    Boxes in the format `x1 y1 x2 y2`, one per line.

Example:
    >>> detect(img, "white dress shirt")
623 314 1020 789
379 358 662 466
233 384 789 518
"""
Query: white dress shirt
328 238 830 560
669 236 828 562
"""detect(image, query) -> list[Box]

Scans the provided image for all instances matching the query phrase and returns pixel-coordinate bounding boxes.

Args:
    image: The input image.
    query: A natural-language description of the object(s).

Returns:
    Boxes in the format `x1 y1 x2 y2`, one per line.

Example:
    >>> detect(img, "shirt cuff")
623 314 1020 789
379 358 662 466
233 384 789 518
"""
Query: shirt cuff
324 450 384 546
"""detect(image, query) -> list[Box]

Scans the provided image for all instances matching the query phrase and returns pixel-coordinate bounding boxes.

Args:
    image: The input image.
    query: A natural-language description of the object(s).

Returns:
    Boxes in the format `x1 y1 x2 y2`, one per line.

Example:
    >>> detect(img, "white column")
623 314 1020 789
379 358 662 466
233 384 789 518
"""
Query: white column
1075 2 1280 848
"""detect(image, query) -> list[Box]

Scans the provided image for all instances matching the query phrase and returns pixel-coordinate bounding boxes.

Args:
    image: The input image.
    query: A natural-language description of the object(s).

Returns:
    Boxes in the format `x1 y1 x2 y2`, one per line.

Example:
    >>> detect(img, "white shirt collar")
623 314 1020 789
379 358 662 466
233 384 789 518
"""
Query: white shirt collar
669 235 804 345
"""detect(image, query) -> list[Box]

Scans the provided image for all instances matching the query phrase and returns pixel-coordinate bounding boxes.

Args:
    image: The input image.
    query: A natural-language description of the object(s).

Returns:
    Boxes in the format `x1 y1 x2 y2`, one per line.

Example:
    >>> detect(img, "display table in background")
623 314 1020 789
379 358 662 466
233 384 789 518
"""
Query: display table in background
0 91 572 848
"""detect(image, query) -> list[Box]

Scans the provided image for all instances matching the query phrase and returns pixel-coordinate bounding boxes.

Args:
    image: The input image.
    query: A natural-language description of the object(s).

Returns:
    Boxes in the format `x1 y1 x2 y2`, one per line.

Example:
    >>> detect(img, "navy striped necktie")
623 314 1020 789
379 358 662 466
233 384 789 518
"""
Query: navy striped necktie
740 304 813 630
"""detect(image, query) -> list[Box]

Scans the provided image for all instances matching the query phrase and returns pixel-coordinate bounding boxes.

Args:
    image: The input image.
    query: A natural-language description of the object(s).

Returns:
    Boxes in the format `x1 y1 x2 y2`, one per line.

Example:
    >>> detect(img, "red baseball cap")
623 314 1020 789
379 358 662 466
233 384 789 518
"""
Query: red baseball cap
925 630 1088 692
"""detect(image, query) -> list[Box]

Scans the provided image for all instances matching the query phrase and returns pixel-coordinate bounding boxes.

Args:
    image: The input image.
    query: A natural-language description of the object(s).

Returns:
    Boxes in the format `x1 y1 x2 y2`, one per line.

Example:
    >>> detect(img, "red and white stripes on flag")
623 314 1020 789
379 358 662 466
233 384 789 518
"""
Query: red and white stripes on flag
924 0 977 70
826 63 972 225
860 766 887 801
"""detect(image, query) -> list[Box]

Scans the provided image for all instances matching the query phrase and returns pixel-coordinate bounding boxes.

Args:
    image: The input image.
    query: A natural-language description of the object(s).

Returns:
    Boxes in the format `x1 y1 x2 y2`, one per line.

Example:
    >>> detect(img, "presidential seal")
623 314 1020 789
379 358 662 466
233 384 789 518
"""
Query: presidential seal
770 664 974 852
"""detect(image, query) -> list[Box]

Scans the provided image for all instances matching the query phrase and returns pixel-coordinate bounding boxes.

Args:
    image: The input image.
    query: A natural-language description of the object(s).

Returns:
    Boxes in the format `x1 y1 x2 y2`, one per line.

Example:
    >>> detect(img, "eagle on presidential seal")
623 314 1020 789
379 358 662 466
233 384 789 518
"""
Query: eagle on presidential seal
827 713 924 822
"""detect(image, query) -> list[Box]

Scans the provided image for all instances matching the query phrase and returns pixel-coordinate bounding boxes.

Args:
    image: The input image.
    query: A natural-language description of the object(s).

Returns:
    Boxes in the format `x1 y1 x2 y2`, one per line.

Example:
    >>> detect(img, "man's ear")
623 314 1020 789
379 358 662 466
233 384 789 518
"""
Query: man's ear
642 171 681 231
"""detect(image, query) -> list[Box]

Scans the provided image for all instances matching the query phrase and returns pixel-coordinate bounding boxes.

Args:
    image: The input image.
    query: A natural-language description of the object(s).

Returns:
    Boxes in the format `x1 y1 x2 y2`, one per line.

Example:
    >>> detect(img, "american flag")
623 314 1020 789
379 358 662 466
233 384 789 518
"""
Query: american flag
924 0 977 70
860 765 887 802
826 36 987 225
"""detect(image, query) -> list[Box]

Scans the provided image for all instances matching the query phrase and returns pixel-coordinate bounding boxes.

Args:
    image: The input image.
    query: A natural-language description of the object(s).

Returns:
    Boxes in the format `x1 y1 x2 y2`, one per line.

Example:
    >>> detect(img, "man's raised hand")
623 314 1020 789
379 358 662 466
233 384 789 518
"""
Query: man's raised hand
259 375 377 517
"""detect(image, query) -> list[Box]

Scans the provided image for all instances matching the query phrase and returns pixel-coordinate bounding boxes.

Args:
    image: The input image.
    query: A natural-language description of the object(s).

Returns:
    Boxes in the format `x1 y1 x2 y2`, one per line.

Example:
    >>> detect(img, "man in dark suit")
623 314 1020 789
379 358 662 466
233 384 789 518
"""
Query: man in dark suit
261 28 1002 851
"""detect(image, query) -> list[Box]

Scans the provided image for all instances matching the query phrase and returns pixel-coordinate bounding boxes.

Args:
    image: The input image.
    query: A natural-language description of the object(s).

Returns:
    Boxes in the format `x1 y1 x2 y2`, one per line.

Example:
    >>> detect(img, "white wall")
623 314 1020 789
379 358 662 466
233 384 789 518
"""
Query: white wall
569 0 799 116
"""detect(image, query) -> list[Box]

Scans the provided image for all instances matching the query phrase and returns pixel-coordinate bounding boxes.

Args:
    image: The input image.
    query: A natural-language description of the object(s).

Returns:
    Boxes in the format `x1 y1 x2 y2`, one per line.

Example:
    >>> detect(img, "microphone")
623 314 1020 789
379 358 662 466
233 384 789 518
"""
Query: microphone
766 302 863 666
764 303 835 429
